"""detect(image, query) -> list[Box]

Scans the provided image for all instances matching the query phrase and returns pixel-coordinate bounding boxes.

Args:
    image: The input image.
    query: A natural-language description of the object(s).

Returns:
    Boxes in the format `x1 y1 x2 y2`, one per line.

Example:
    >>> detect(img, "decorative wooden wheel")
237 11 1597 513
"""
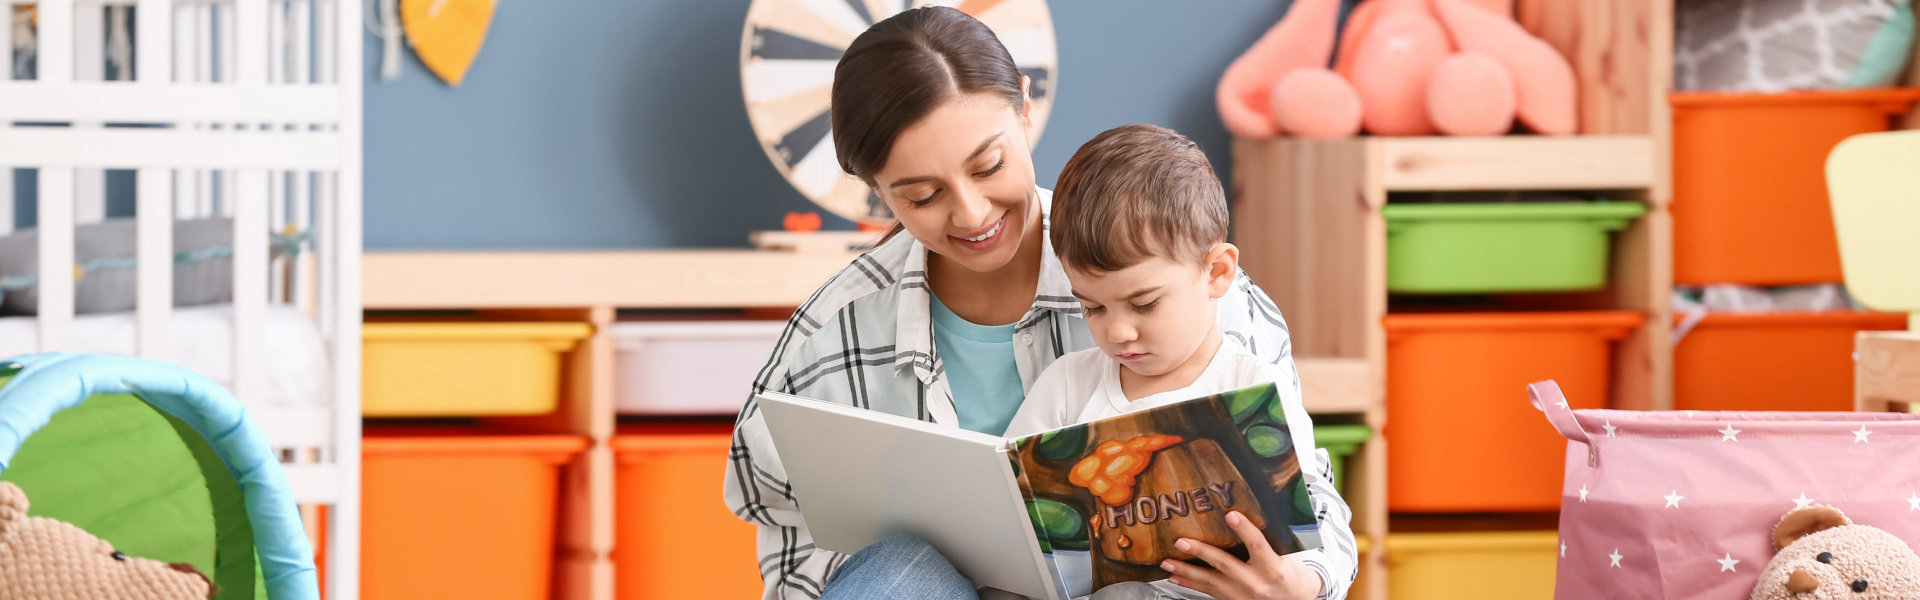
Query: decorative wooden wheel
741 0 1058 226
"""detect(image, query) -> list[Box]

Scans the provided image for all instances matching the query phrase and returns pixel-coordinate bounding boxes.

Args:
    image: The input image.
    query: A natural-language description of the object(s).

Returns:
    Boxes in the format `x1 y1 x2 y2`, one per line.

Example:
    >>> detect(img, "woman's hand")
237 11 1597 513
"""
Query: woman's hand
1158 511 1322 600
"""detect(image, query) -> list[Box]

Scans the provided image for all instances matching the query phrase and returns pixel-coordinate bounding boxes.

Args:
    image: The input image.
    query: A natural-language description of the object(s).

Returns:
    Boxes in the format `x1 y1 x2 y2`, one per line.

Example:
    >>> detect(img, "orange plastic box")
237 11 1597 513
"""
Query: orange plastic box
1384 311 1642 513
361 429 586 600
612 424 762 600
1671 89 1920 286
1675 312 1909 412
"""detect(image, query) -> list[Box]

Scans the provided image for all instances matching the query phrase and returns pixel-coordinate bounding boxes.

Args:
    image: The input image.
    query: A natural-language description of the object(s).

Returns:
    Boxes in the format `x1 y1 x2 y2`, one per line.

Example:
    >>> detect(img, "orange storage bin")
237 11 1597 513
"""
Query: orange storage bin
1385 311 1642 513
612 424 762 600
1671 89 1920 285
1675 312 1909 412
361 429 586 600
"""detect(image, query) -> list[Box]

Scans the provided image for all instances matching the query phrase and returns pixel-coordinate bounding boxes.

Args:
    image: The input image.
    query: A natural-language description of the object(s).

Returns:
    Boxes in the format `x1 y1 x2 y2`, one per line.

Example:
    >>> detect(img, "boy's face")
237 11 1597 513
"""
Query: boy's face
1067 245 1237 379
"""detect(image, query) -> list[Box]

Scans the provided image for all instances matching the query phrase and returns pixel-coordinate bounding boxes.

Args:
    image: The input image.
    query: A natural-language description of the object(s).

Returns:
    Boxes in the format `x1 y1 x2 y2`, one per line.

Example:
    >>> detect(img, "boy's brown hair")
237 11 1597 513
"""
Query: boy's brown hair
1050 124 1229 273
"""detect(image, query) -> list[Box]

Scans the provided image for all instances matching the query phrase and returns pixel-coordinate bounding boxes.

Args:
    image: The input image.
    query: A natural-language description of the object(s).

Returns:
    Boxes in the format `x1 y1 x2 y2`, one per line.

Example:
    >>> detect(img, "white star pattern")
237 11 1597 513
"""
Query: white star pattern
1609 549 1624 568
1579 485 1590 503
1561 542 1567 557
1720 424 1741 442
1793 493 1816 510
1854 425 1874 443
1604 421 1618 438
1556 399 1570 410
1908 492 1920 512
1664 490 1685 508
1719 554 1740 573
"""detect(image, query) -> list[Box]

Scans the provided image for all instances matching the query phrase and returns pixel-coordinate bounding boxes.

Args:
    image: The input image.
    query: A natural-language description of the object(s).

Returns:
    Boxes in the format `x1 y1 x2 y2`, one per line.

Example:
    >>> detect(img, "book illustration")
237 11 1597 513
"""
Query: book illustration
1089 437 1264 566
1010 383 1321 596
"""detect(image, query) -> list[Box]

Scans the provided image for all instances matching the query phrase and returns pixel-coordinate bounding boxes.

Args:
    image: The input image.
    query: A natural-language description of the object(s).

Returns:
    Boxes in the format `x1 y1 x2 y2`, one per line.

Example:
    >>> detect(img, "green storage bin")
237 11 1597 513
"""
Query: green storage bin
1314 424 1371 494
1383 202 1646 293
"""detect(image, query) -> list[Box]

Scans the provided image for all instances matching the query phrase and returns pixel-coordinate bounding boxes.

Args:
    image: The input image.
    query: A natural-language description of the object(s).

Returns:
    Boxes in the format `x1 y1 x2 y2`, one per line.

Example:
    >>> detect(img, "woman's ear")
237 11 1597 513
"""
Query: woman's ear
1206 243 1239 299
1019 75 1035 131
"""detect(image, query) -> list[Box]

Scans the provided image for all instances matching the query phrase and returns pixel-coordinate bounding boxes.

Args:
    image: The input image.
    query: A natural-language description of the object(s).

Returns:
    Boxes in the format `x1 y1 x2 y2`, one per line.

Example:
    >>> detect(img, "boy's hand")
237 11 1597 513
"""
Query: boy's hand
1158 511 1322 600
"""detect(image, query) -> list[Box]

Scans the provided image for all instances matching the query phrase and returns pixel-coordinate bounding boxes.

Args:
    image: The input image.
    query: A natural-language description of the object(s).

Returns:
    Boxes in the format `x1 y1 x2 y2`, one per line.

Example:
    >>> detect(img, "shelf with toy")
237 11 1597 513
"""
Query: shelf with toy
1223 1 1672 594
1231 150 1668 599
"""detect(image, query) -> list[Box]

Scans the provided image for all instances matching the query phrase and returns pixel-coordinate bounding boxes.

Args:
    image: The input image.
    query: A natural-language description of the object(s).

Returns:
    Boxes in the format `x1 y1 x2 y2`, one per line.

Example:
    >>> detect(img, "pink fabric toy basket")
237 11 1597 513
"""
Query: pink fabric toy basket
1531 380 1920 599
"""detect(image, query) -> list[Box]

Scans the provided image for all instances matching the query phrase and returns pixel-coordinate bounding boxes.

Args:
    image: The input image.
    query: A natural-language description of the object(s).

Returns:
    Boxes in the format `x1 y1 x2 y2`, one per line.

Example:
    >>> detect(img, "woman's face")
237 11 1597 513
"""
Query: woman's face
870 90 1039 274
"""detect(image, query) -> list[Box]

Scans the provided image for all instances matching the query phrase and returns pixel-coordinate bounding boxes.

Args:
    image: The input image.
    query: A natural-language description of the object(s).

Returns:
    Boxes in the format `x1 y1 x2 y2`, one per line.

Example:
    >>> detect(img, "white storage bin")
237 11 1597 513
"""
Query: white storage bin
611 321 786 415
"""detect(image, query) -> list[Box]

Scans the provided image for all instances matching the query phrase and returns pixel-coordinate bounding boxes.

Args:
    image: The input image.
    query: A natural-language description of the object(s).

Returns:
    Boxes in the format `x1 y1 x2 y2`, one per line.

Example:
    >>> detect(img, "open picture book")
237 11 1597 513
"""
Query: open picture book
758 382 1322 600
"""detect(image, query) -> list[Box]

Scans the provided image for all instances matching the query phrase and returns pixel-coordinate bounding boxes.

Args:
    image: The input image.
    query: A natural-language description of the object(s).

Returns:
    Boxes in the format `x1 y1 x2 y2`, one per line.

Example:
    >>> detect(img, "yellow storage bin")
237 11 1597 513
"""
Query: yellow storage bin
1385 531 1557 600
363 322 592 417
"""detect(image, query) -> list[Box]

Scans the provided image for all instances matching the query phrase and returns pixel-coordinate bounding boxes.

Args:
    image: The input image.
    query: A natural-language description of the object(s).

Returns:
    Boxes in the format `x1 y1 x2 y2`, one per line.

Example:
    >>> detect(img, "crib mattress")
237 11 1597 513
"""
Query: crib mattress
0 304 330 409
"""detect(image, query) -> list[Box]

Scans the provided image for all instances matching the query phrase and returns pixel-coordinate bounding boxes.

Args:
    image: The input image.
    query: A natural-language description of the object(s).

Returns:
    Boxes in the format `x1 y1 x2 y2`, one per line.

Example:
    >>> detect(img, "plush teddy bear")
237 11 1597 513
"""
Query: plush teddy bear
0 481 214 599
1751 505 1920 600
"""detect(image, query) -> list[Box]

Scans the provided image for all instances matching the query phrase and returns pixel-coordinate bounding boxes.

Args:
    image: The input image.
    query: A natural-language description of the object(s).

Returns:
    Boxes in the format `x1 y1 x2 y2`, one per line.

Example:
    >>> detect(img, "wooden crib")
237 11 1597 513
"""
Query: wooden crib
1 0 362 596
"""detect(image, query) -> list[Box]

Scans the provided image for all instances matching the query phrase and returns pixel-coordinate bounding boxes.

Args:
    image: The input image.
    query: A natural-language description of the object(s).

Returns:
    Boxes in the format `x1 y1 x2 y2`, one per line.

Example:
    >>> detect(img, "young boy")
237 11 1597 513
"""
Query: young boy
1003 124 1356 600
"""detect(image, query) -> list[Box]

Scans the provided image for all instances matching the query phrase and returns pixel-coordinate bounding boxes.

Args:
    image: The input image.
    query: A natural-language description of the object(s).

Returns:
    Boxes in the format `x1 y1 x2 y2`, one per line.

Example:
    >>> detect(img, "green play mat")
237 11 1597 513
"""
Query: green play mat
0 373 265 598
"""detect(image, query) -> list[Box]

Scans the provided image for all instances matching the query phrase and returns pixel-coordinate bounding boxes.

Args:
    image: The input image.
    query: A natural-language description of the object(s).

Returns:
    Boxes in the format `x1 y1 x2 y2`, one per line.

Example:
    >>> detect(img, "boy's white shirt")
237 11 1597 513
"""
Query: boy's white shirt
1004 339 1333 600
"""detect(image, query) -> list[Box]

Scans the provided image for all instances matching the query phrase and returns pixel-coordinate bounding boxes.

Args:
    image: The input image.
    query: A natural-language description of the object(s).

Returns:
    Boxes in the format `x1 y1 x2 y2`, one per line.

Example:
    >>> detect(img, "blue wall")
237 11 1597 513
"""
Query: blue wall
364 1 1295 248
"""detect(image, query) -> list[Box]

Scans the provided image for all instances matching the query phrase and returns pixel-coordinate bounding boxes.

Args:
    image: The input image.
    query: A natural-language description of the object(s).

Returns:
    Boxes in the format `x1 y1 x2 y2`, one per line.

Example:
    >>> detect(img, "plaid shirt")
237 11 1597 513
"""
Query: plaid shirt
725 190 1357 600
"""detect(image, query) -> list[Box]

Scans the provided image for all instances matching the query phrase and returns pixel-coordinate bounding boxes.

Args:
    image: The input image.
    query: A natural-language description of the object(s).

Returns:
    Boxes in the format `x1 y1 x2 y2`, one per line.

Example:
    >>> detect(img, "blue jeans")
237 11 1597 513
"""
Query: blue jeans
820 535 980 600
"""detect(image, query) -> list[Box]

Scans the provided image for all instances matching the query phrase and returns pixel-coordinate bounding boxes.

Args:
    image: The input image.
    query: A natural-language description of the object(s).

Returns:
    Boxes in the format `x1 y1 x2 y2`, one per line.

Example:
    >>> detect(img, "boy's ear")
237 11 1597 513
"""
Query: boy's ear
1205 243 1239 299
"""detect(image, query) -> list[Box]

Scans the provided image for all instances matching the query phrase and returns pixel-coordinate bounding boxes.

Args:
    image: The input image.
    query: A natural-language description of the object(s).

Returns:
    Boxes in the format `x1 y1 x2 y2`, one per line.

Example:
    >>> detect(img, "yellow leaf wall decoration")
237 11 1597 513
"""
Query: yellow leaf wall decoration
401 0 493 87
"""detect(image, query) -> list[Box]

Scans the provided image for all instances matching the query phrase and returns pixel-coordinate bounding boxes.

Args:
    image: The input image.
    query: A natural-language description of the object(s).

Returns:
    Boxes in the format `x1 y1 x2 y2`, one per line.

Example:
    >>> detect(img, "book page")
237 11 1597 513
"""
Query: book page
1007 383 1321 597
756 391 1063 598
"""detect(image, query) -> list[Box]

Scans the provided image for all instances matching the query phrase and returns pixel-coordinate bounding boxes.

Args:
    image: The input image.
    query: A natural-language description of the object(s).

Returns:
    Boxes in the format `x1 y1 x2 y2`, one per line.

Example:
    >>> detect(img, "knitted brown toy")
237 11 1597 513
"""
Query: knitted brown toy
1751 505 1920 600
0 481 213 599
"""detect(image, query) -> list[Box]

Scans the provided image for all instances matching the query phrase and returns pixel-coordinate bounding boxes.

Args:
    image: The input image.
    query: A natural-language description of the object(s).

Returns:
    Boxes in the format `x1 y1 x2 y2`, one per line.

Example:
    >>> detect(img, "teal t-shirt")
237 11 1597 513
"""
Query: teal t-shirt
930 293 1025 436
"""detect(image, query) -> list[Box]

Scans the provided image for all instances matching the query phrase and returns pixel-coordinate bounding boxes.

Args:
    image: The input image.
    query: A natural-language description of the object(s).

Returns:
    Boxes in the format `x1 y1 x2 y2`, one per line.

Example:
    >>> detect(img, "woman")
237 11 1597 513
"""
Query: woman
724 7 1355 600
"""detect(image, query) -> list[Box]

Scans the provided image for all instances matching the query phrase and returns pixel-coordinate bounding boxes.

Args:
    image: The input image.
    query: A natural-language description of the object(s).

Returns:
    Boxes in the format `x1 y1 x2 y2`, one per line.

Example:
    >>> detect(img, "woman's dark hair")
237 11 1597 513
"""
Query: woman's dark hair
830 6 1025 185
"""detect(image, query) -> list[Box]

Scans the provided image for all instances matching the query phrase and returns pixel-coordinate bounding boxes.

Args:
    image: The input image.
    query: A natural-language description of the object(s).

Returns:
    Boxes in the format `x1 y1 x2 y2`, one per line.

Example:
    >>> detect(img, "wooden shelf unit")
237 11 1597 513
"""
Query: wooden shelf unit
361 248 1381 598
1234 134 1670 600
363 249 858 600
1235 134 1667 408
1230 3 1673 598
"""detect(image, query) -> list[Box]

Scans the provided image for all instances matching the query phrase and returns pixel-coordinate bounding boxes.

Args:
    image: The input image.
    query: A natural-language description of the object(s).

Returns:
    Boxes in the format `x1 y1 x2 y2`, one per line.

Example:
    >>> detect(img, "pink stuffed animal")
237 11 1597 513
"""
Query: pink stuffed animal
1216 0 1346 139
1342 0 1452 135
1427 53 1516 136
1430 0 1576 135
1217 0 1576 138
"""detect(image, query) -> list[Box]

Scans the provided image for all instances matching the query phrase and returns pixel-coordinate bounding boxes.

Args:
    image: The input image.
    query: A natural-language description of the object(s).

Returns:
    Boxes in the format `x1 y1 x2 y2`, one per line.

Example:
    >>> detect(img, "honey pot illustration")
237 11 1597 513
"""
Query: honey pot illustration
1071 434 1265 565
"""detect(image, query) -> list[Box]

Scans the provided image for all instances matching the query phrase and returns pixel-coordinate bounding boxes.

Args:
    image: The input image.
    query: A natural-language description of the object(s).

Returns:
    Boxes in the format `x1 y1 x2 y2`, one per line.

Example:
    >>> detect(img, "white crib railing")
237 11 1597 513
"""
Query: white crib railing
1 1 361 597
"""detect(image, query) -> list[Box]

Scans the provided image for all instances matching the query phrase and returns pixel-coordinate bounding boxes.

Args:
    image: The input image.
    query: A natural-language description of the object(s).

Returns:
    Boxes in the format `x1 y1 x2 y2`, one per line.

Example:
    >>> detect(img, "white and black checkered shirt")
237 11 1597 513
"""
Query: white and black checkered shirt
725 189 1357 600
